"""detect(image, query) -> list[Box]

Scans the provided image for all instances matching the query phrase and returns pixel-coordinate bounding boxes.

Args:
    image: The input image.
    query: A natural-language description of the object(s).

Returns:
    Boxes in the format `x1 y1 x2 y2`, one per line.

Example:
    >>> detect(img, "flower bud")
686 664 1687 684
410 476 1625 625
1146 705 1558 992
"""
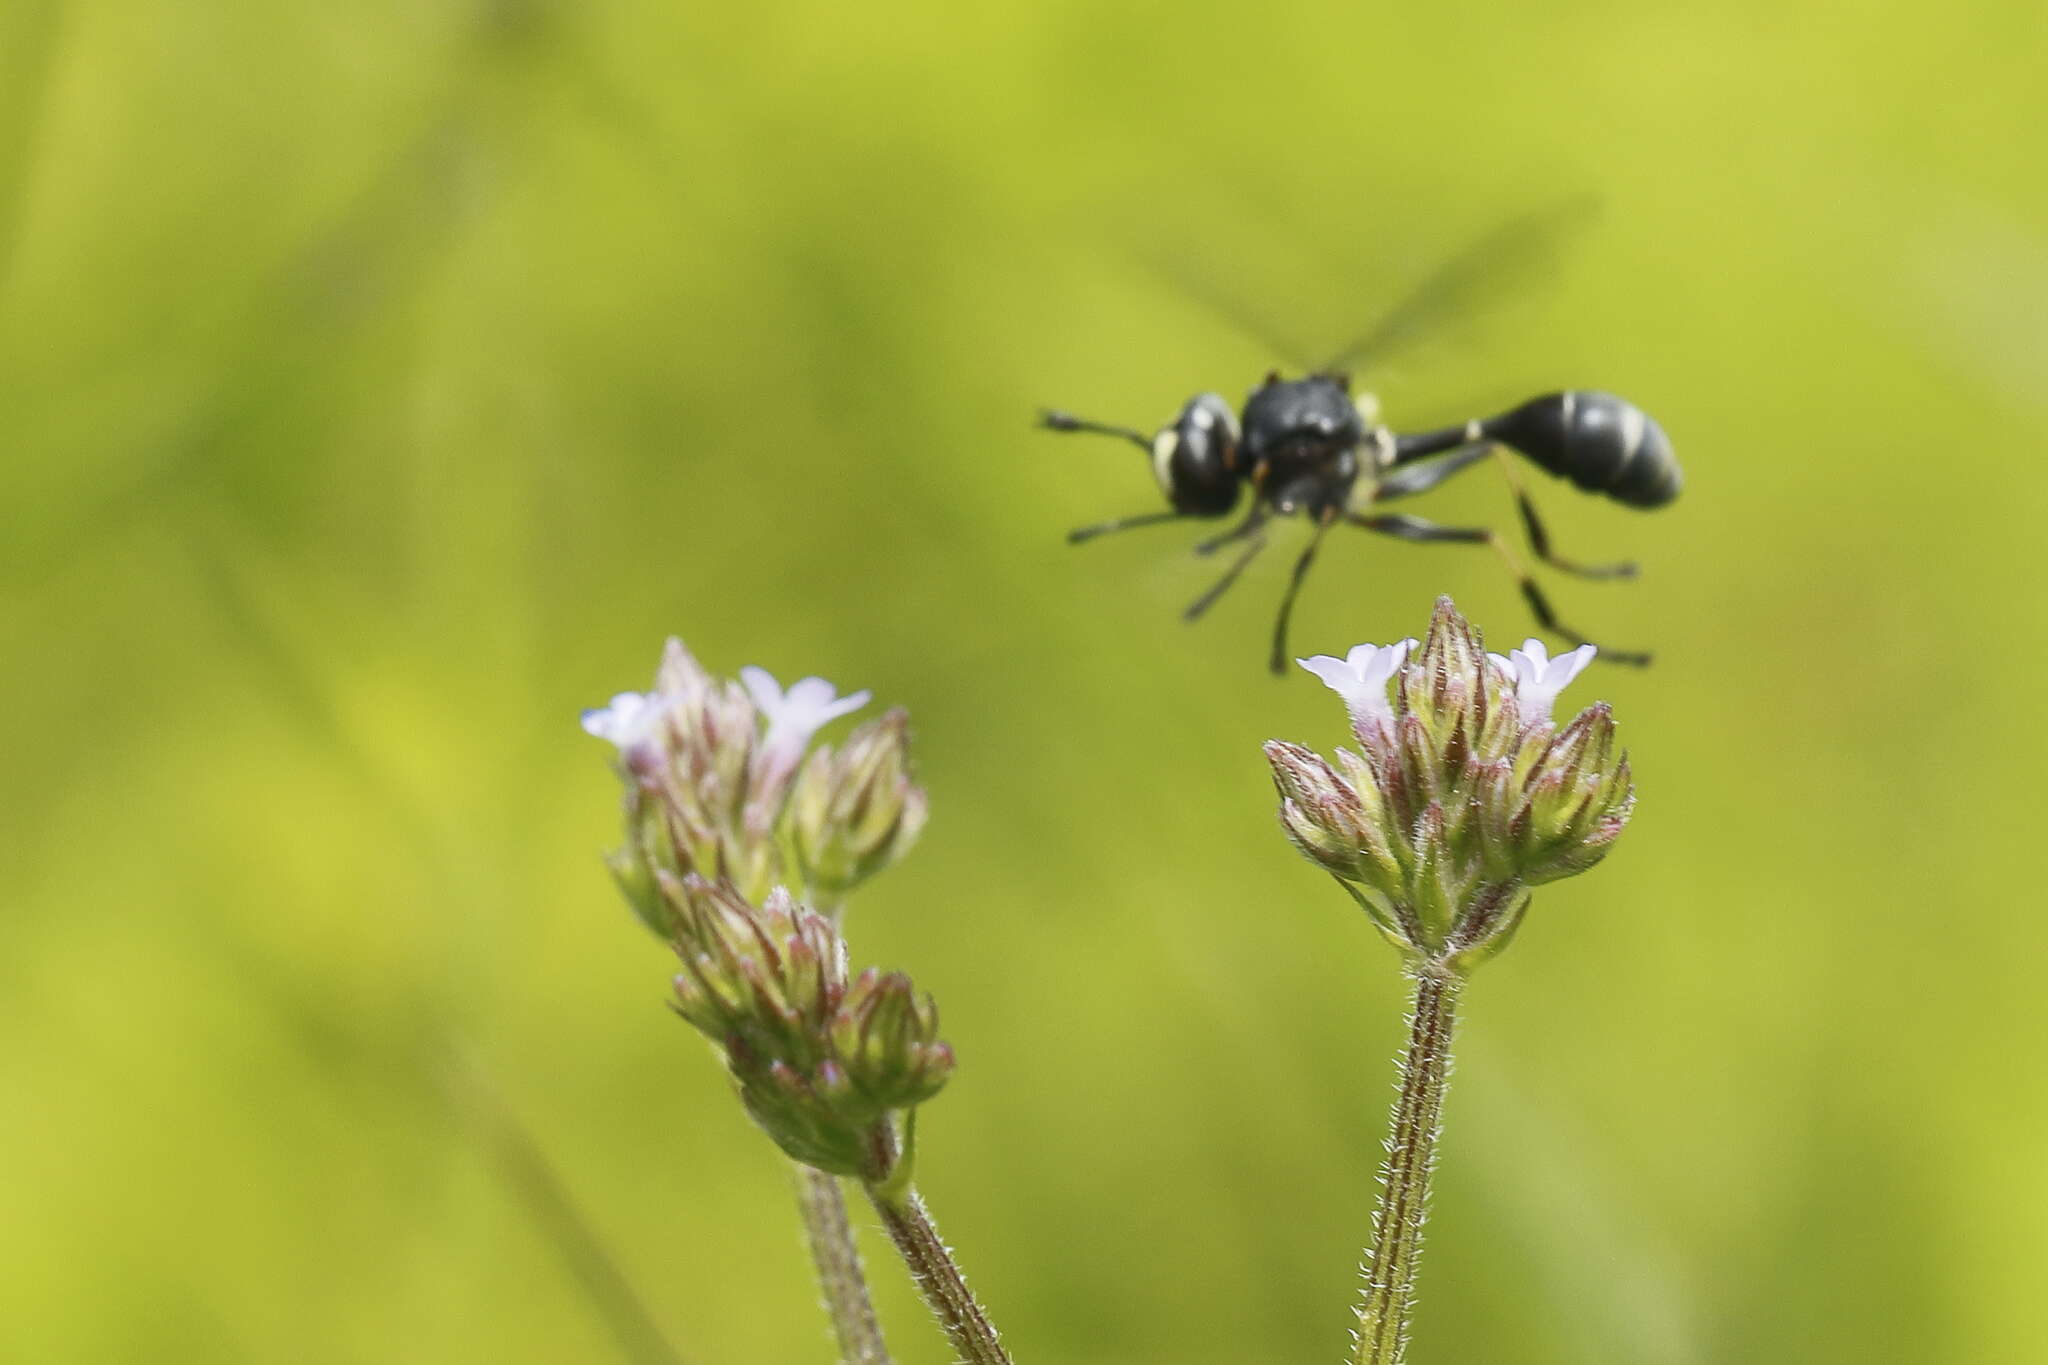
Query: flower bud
660 876 955 1177
830 969 956 1110
666 880 844 1061
1399 597 1489 747
788 709 930 903
1509 708 1635 885
1264 740 1408 906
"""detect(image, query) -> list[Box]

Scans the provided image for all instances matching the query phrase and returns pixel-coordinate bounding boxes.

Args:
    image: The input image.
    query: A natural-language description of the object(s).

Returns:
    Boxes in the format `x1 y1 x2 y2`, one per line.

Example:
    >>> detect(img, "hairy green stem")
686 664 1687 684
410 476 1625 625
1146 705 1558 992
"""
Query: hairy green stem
1350 966 1463 1365
791 894 892 1363
867 1183 1013 1365
795 1164 892 1364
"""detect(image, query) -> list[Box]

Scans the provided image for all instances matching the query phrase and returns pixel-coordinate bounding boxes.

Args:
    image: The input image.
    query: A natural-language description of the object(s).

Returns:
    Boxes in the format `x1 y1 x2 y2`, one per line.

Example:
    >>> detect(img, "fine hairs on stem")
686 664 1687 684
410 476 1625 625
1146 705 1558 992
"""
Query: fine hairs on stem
862 1117 1013 1365
796 1165 892 1364
796 897 893 1365
867 1188 1012 1365
1351 969 1461 1365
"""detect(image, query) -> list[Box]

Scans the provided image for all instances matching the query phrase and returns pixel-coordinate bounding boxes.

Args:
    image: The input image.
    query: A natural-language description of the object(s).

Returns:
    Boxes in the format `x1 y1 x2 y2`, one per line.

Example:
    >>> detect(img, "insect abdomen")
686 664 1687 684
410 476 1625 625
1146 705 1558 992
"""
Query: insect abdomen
1483 391 1681 508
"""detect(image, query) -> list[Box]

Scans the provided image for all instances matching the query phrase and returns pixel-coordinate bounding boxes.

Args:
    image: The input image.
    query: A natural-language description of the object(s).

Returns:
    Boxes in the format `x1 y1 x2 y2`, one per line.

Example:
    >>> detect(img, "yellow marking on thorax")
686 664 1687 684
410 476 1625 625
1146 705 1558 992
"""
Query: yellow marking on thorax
1150 430 1177 495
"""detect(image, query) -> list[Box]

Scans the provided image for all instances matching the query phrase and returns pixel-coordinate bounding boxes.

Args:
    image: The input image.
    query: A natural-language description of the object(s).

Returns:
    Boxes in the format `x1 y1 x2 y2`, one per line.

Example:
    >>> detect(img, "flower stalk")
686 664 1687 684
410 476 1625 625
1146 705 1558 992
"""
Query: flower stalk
1269 598 1640 1365
796 1165 893 1365
1350 967 1461 1365
866 1181 1012 1365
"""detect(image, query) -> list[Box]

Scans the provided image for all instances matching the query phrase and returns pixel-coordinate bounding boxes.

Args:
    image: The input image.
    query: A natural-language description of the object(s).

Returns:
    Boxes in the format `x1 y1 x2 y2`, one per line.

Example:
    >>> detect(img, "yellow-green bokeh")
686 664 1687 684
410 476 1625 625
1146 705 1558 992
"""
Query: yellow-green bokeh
5 1 2045 1361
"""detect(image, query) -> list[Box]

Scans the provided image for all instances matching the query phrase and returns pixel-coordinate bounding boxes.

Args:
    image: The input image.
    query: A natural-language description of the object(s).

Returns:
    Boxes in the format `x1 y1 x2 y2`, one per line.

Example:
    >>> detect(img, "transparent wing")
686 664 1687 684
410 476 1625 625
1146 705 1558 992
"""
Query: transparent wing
1140 244 1320 372
1321 197 1601 379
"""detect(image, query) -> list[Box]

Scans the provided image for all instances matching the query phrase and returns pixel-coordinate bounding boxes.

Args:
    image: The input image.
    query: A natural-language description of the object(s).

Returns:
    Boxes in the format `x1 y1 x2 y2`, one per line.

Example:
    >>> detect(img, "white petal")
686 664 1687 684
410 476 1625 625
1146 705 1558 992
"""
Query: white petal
1299 654 1358 691
1512 650 1544 693
1366 639 1416 687
783 676 839 712
580 691 662 748
1546 644 1597 689
1301 645 1400 726
1342 643 1383 672
739 665 784 711
818 688 872 724
754 672 870 771
1495 639 1599 722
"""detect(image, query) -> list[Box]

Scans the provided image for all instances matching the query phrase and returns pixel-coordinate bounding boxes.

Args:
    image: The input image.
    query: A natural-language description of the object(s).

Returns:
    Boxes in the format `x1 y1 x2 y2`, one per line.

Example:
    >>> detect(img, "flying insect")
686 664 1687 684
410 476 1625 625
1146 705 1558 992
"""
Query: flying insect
1040 210 1682 674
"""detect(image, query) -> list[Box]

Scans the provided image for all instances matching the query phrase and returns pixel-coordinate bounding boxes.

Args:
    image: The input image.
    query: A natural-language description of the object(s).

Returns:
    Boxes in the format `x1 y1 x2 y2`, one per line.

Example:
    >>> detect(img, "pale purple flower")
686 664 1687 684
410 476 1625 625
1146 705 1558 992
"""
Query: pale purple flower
740 667 872 770
1488 639 1597 722
580 690 670 753
1298 640 1417 733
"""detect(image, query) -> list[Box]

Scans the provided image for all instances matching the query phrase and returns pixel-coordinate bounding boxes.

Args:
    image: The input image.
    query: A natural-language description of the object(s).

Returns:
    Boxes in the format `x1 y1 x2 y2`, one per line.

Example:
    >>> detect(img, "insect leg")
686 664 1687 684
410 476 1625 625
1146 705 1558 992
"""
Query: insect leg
1067 511 1191 544
1372 440 1494 502
1489 448 1639 579
1194 501 1269 555
1268 512 1336 674
1391 422 1485 463
1348 512 1650 665
1183 520 1270 622
1039 410 1153 453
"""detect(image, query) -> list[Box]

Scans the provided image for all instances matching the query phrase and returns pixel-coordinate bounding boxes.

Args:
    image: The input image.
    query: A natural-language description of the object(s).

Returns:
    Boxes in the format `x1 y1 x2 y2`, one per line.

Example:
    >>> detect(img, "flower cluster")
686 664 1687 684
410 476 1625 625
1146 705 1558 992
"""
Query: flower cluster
666 875 953 1177
1266 597 1634 970
584 639 926 931
584 640 944 1175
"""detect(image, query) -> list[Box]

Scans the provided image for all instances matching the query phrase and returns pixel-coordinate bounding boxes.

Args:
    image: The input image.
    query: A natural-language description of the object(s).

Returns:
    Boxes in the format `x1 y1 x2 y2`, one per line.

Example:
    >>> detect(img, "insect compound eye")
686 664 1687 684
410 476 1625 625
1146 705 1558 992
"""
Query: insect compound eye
1153 393 1241 515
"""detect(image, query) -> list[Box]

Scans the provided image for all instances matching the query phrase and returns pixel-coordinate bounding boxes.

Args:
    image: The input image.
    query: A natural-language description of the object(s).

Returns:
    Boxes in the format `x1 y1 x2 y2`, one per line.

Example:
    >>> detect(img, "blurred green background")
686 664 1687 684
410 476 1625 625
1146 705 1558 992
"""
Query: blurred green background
5 1 2045 1361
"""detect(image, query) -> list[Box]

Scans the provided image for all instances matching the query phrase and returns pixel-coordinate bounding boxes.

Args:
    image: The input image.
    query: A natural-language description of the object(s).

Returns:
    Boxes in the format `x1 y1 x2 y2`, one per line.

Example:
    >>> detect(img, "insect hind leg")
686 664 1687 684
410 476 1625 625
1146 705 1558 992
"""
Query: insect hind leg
1490 449 1639 580
1349 512 1651 666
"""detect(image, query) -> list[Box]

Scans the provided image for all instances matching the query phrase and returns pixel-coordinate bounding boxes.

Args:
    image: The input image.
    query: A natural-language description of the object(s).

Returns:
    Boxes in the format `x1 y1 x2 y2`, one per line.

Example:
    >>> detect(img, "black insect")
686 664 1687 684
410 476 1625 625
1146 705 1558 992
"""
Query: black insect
1040 210 1682 674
